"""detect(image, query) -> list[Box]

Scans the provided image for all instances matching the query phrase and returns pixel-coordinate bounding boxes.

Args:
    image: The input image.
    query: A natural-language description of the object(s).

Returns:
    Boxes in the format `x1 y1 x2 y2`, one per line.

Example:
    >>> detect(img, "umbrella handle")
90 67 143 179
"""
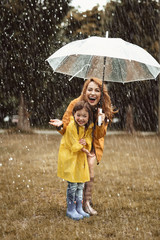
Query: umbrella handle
98 108 102 126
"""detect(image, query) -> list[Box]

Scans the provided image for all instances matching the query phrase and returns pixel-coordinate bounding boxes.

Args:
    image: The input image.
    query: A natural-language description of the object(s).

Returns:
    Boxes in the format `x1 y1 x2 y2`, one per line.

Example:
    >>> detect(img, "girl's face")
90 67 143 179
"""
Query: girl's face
85 81 101 106
74 108 89 127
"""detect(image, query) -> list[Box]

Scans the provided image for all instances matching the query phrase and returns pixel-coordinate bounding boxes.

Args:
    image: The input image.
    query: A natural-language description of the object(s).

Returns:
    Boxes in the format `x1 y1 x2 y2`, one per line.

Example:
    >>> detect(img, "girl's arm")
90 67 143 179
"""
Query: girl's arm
66 123 84 153
82 126 93 152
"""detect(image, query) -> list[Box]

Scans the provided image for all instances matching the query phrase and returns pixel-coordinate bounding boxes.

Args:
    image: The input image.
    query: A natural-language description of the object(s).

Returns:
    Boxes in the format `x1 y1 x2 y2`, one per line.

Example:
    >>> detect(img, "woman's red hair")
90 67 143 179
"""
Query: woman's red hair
80 77 116 121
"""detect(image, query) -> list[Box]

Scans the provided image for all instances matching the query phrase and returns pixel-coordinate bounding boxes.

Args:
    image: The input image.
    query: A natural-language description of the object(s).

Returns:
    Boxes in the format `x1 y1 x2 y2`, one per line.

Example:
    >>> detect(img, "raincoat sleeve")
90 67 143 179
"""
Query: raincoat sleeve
84 125 94 152
58 97 81 135
66 123 84 153
94 122 108 139
84 137 92 152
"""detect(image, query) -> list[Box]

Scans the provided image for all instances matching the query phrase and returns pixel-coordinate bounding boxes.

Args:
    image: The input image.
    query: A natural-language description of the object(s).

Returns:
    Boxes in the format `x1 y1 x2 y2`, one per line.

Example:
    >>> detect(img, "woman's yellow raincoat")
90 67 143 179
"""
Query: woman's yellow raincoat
57 117 94 183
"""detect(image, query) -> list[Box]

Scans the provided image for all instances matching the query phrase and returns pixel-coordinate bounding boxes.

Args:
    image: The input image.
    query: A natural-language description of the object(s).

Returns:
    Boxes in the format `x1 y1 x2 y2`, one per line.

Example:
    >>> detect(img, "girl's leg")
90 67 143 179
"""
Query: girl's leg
75 183 84 201
76 183 90 218
83 154 98 215
66 182 83 220
67 182 77 202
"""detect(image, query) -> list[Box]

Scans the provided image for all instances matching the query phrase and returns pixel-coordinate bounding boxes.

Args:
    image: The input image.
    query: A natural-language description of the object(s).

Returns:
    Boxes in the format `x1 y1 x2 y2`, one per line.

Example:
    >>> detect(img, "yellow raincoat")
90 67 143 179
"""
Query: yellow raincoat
57 117 94 183
59 97 108 164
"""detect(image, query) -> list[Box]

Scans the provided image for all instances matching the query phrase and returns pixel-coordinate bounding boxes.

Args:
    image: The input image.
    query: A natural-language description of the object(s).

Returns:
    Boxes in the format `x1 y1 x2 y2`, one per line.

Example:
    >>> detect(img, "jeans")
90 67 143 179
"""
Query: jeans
67 182 84 202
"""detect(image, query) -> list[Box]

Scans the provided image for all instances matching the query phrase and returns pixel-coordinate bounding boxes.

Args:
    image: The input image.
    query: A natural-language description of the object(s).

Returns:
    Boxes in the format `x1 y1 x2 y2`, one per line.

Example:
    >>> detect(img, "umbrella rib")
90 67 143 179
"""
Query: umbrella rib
117 58 124 83
68 63 90 81
85 55 93 78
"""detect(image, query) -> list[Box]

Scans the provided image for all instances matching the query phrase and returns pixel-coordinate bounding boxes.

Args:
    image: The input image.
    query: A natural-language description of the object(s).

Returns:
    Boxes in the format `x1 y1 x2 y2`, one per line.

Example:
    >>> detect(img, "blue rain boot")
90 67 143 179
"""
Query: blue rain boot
76 199 90 218
66 199 83 221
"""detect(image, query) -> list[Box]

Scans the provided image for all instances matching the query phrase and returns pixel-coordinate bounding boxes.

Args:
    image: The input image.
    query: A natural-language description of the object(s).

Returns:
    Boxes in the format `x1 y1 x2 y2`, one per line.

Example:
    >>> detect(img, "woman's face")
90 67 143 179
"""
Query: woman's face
85 81 101 106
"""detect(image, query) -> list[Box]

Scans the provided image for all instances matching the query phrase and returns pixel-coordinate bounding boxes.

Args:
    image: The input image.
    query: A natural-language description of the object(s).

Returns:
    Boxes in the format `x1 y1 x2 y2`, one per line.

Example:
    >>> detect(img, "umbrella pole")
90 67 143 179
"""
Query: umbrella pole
98 56 106 126
100 56 106 108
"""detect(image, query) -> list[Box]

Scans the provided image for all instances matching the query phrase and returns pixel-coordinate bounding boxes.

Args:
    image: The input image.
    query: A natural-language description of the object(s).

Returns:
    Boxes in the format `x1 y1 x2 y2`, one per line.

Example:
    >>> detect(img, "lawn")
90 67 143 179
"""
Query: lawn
0 132 160 240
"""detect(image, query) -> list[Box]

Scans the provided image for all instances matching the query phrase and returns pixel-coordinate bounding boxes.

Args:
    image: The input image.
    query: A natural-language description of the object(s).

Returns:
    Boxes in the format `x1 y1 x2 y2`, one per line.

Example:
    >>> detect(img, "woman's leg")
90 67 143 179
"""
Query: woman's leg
83 154 97 215
66 182 83 220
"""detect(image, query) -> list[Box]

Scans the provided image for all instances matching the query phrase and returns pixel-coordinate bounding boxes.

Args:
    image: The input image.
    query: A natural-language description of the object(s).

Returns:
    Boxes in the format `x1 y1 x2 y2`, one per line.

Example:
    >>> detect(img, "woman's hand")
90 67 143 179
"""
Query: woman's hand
49 119 63 127
87 152 96 158
98 108 105 123
79 138 86 146
81 148 96 158
81 147 89 155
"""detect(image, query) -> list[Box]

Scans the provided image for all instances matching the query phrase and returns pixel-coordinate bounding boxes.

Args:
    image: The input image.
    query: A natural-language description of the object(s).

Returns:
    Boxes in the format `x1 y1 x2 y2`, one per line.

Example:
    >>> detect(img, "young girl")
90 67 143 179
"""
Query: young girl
55 101 94 220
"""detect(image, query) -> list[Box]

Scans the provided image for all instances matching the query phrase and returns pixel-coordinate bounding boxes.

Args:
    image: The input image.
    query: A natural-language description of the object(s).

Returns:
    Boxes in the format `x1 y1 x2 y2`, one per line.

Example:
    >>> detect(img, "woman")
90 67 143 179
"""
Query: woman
50 77 116 215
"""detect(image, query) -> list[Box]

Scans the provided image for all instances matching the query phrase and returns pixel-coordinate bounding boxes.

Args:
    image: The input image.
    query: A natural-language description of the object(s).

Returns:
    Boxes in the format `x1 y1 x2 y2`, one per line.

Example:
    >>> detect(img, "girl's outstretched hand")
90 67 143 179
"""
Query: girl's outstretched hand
49 119 63 127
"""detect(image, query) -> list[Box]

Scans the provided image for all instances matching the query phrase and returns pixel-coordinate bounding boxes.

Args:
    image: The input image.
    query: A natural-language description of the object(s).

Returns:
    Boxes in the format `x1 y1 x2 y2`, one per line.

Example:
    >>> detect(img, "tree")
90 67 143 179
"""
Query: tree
0 0 72 129
62 0 160 131
103 0 159 131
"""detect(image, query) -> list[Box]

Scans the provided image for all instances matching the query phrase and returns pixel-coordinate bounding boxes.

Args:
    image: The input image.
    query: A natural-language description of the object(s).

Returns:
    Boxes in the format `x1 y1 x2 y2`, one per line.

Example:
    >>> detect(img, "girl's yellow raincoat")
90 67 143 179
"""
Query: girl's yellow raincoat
59 97 108 164
57 117 94 183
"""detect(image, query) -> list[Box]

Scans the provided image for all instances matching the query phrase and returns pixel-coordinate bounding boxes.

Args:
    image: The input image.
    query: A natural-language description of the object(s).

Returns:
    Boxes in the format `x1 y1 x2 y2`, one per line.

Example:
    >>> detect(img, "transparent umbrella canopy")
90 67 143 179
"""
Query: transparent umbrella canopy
46 35 160 83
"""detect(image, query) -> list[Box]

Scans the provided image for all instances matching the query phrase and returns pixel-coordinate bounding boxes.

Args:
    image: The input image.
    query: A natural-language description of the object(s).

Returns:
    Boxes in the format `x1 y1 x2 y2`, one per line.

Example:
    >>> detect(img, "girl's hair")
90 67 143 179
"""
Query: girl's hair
72 100 93 129
80 77 116 122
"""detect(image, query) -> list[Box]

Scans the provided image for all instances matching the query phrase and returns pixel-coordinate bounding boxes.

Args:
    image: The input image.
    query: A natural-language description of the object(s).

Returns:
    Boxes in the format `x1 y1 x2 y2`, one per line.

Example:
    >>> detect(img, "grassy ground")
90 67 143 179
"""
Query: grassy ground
0 132 160 240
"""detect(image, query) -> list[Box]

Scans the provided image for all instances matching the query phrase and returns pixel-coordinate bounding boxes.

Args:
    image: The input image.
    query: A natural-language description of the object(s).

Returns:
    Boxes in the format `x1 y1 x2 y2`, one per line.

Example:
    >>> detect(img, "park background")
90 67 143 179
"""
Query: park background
0 1 160 240
0 0 160 132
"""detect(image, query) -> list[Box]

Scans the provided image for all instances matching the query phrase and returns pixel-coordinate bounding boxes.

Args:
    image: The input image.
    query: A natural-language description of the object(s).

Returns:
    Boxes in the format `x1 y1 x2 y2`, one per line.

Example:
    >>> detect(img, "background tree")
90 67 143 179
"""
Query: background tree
1 0 159 131
0 0 79 129
62 0 160 131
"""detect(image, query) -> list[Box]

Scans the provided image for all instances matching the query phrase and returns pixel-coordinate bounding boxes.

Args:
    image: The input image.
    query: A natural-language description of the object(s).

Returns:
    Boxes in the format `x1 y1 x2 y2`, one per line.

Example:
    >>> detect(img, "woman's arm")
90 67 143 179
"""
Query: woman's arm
94 121 109 139
57 97 81 135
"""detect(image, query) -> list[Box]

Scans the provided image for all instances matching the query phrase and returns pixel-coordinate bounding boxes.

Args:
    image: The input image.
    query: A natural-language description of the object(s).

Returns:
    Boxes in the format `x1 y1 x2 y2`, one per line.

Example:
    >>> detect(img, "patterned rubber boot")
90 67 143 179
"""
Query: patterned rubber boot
66 199 83 220
76 199 90 218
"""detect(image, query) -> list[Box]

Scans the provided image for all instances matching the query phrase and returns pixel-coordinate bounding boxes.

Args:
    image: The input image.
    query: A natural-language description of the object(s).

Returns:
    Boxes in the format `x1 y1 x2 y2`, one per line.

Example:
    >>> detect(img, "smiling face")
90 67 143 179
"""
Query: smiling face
85 81 101 106
74 108 89 127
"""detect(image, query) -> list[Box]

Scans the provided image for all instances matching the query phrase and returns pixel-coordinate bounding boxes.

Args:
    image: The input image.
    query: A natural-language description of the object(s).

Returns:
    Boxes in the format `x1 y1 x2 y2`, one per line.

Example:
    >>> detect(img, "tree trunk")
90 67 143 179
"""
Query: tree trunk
125 104 135 134
158 78 160 133
17 93 30 132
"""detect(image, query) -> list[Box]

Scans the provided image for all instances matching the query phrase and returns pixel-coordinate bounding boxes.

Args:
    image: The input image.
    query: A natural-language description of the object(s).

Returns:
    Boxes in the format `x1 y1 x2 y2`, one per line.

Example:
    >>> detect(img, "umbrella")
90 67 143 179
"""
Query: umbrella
46 35 160 83
46 34 160 125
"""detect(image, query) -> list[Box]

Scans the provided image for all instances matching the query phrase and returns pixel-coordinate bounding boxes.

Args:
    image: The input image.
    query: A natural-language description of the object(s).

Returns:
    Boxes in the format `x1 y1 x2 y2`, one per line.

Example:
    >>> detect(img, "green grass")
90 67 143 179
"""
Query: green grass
0 132 160 240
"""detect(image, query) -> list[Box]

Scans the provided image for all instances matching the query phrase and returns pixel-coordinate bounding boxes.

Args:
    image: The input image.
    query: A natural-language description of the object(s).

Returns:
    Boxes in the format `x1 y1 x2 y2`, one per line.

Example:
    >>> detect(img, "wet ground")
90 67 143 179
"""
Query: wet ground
0 132 160 239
